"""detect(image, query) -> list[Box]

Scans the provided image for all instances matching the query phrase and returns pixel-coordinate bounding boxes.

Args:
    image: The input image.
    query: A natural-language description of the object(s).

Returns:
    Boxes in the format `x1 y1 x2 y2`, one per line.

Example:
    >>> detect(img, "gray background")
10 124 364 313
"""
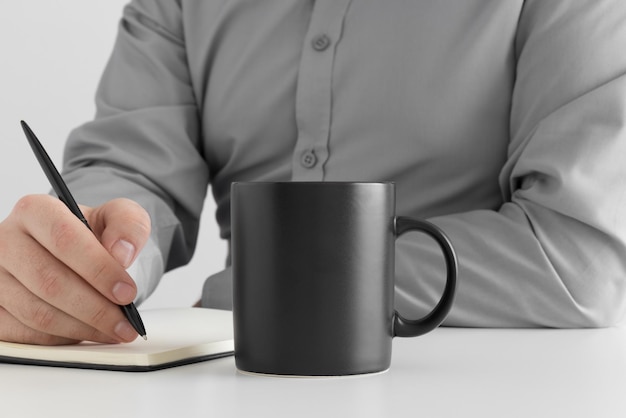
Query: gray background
0 1 226 309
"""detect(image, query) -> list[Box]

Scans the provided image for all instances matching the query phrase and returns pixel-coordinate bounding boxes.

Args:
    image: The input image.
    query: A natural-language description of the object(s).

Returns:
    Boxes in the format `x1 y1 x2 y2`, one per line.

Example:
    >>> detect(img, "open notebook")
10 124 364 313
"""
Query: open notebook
0 308 234 372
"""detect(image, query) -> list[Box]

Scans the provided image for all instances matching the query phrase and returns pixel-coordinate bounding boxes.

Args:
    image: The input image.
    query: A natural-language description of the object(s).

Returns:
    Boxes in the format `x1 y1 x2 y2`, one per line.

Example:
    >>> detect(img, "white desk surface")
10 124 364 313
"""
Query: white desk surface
2 326 626 418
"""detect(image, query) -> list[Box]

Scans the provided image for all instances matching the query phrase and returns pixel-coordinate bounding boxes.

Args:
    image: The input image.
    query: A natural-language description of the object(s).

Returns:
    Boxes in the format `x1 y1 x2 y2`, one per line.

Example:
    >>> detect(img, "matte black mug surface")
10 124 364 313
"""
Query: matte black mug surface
231 182 457 376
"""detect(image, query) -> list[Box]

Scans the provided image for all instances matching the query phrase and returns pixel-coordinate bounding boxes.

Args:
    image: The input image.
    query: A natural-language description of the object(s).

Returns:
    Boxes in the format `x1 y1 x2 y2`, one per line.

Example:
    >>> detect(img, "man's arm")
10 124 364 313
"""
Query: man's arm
395 0 626 327
62 0 209 302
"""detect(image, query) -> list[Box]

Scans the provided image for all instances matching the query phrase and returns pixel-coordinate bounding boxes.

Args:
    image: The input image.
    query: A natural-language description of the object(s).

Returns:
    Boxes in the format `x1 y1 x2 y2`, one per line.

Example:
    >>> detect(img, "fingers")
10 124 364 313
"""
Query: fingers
0 277 115 345
85 198 151 269
0 306 79 346
10 195 139 307
0 195 150 344
0 207 137 343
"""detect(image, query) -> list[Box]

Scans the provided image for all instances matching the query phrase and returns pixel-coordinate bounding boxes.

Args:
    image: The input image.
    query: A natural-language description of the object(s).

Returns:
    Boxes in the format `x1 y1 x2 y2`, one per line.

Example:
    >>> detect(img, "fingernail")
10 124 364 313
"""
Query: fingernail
112 281 136 304
111 239 135 268
114 321 138 342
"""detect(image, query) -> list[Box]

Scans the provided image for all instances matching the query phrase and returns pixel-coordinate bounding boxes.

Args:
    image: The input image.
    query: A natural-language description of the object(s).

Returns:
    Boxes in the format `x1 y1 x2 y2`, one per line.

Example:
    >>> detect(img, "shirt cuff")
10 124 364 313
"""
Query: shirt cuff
126 236 164 306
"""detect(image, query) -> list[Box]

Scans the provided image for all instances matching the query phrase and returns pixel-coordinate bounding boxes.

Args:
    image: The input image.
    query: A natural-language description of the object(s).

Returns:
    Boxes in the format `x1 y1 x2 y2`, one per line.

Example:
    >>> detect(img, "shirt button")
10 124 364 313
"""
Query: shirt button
300 150 317 168
311 34 331 51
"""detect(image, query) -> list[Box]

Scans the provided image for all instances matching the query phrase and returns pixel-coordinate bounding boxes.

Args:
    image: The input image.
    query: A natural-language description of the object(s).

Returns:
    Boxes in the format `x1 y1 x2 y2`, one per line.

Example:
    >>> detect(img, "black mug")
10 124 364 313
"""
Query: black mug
231 182 457 376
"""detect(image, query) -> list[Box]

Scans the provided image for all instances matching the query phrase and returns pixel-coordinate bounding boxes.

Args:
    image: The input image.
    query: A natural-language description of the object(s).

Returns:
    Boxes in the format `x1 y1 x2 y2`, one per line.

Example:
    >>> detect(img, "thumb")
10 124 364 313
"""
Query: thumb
83 198 152 269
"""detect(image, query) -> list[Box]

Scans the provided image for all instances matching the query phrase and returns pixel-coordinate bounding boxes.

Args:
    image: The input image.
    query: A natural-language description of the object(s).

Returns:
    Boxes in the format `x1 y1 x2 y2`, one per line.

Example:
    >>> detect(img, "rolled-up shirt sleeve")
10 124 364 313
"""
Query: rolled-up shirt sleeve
62 1 208 302
395 0 626 327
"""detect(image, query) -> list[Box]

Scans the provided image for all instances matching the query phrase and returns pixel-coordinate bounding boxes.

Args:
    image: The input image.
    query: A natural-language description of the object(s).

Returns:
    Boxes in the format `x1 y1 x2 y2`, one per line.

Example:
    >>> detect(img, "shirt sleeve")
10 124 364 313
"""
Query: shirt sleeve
125 236 164 305
395 0 626 328
61 0 207 300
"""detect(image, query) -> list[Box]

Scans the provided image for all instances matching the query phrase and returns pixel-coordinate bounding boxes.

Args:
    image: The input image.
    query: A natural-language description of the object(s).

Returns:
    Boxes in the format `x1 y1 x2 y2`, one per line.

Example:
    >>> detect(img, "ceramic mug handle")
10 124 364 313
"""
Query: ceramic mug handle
392 216 458 337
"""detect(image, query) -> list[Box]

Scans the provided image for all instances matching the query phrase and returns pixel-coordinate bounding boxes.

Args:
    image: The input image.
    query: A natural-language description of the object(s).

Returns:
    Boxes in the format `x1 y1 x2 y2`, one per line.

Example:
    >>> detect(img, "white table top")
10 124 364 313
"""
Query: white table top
2 326 626 418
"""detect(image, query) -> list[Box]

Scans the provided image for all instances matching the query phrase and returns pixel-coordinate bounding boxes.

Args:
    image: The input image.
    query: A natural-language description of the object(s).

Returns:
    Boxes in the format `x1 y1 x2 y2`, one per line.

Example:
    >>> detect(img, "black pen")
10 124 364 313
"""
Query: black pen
20 120 147 341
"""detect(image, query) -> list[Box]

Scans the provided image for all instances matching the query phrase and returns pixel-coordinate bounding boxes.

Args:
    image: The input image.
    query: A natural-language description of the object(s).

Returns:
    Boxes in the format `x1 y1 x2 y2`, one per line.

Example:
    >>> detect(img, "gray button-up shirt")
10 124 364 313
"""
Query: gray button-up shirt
63 0 626 327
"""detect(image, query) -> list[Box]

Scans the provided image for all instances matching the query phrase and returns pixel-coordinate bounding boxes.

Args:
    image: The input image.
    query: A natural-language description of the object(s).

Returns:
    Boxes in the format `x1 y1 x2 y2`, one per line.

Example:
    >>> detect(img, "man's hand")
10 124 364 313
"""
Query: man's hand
0 195 151 345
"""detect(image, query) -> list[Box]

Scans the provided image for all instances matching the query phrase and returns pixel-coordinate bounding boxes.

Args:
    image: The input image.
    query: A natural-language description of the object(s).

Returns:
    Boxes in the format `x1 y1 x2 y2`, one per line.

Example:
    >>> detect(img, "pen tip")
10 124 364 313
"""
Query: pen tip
142 335 148 341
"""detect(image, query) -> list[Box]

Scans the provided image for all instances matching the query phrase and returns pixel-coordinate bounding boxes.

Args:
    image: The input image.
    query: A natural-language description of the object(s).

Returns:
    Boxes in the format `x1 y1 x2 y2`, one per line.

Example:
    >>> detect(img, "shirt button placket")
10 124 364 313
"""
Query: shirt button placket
291 0 353 181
